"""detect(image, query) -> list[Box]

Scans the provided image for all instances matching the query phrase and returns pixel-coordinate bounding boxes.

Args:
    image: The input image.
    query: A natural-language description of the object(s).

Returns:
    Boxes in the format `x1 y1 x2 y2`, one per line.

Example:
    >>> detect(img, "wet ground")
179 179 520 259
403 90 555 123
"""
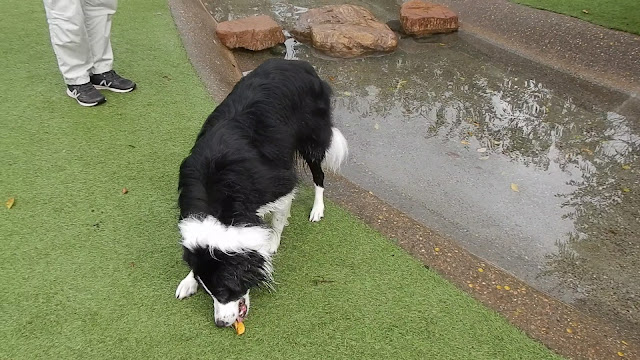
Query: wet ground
203 0 640 336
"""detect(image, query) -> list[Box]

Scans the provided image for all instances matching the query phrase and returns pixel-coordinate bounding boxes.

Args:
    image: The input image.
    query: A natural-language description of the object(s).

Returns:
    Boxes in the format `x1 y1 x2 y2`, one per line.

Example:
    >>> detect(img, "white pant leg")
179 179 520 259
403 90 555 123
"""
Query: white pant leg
43 0 92 85
82 0 117 75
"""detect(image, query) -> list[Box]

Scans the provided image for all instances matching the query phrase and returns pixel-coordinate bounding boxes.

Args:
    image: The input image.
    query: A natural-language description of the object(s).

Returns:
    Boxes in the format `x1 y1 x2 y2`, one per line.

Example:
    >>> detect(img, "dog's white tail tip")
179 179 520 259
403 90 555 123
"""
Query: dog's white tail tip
324 127 348 172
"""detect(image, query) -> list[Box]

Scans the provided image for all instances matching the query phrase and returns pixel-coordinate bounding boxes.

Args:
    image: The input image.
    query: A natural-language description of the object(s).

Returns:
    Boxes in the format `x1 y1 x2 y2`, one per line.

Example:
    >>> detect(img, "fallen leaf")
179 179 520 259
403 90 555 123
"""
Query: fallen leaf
461 140 470 145
396 80 408 90
504 285 511 291
477 147 487 153
622 188 631 193
478 268 484 272
328 76 336 82
581 148 594 156
582 9 589 14
567 328 573 334
468 283 474 288
6 197 15 209
122 187 128 195
434 247 440 252
492 140 502 145
496 285 502 290
618 351 624 357
438 43 446 46
621 340 628 346
374 123 380 130
342 91 352 96
511 183 520 192
233 321 245 335
622 165 631 170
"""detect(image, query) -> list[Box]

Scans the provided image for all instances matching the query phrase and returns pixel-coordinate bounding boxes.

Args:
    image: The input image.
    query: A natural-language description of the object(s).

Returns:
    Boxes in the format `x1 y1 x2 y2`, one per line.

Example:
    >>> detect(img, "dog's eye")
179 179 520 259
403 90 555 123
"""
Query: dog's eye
214 288 231 302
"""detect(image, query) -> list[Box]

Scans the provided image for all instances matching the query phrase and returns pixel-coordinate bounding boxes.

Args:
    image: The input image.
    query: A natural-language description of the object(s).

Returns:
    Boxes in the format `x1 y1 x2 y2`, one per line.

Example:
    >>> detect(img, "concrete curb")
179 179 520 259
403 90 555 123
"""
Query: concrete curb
168 0 242 102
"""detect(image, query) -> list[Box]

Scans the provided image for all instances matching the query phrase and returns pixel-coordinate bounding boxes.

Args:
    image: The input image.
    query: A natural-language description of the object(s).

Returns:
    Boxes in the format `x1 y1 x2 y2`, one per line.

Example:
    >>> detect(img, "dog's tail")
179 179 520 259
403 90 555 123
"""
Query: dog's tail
323 127 348 172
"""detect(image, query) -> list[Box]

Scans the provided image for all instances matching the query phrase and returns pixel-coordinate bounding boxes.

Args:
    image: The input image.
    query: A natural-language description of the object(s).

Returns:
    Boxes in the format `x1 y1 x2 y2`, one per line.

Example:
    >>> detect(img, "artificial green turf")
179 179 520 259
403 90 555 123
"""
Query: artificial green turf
0 0 561 358
512 0 640 35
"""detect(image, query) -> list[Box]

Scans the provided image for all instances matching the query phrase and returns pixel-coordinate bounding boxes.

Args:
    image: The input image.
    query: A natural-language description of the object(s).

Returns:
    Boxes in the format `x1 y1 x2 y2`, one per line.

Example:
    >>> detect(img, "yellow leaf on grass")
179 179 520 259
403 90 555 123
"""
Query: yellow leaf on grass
511 183 519 192
618 351 624 357
461 140 470 145
6 197 15 209
622 188 631 193
504 286 511 291
233 321 245 335
621 340 628 346
478 268 484 272
434 247 440 252
582 9 589 14
496 285 502 290
566 328 573 334
622 165 631 170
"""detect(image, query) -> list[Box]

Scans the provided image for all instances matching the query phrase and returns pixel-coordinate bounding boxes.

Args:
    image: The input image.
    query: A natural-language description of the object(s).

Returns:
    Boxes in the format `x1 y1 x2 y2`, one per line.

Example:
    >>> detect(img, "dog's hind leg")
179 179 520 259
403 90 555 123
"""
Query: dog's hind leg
307 160 326 222
175 270 198 299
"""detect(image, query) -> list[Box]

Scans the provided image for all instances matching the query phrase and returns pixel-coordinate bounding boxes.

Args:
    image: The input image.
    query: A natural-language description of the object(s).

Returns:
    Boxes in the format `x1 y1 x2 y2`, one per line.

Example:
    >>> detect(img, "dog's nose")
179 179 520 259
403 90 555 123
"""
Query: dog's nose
215 319 230 328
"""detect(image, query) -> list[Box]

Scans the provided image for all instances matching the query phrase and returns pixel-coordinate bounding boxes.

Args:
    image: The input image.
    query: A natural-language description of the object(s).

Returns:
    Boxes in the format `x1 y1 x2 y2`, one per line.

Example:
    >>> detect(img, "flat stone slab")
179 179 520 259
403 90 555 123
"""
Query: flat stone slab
216 15 285 51
400 1 459 36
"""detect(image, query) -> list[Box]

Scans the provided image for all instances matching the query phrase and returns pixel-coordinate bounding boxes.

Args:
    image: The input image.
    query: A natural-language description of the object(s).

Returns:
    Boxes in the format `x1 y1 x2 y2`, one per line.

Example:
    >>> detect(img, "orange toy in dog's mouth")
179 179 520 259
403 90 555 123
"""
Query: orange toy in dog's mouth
232 298 248 335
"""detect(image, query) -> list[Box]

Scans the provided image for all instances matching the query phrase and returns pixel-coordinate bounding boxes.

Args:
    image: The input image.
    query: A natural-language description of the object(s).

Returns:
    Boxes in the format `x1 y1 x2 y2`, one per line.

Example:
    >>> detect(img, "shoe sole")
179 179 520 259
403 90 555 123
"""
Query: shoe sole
94 84 136 93
66 89 106 107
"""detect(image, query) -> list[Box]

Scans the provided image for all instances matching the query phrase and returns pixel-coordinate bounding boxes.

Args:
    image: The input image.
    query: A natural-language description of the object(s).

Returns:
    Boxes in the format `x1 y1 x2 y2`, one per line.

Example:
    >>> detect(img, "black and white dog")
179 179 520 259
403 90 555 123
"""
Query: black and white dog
174 59 348 327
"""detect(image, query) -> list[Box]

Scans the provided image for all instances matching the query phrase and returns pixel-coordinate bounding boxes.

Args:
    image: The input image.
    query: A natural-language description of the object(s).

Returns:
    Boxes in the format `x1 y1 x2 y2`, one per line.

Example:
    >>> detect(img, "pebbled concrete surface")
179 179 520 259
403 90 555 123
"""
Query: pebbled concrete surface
433 0 640 96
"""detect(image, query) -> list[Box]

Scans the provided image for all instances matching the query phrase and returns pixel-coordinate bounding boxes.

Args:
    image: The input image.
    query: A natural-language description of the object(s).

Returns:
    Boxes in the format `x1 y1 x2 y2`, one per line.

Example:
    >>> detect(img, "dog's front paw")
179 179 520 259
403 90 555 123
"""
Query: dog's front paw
309 204 324 222
176 271 198 299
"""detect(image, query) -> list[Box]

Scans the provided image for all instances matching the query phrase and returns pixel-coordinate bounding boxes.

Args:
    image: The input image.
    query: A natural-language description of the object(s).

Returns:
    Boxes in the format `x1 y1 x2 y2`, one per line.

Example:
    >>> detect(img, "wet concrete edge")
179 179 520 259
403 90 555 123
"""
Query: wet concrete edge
168 1 638 358
168 0 242 102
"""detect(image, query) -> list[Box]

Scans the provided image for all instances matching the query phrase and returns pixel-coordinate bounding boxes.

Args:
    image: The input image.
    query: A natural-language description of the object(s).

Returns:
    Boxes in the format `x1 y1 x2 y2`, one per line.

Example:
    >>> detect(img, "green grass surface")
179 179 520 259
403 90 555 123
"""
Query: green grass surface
1 0 561 358
512 0 640 35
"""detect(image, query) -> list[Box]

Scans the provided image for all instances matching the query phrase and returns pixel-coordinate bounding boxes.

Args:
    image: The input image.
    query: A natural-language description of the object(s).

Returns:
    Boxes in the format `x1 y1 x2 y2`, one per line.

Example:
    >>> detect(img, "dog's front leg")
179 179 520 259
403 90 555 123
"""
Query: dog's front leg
175 270 199 299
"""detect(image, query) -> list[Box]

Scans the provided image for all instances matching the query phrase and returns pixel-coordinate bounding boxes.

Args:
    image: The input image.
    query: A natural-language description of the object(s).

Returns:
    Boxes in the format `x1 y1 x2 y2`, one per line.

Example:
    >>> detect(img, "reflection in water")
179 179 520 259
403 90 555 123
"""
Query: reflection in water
330 57 640 331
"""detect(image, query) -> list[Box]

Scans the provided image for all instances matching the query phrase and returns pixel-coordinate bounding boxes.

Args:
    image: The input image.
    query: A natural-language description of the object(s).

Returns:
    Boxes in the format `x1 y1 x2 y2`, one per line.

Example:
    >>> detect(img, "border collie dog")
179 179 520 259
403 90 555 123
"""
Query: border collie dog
174 59 348 327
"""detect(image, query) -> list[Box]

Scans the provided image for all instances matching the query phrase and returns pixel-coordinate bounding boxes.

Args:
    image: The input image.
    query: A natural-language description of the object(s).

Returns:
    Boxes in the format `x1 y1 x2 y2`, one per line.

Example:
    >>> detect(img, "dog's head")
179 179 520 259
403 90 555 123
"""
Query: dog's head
179 215 275 326
183 247 271 327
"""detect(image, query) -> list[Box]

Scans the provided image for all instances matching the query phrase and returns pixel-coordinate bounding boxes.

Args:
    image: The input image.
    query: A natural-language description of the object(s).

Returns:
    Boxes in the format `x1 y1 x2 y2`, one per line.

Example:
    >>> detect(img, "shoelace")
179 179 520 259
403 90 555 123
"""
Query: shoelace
100 70 119 81
75 82 97 93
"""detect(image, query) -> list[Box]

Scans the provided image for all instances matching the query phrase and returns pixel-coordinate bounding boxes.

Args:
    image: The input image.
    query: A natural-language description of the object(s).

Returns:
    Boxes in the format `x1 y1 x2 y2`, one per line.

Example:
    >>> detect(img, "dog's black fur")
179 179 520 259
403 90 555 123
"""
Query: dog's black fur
178 59 334 305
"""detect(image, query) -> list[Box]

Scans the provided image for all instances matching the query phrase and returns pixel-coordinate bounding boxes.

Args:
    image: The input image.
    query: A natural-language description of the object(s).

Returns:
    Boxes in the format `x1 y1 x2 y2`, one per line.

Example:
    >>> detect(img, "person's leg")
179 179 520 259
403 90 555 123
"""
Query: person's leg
82 0 116 75
43 0 91 84
43 0 105 106
85 0 136 92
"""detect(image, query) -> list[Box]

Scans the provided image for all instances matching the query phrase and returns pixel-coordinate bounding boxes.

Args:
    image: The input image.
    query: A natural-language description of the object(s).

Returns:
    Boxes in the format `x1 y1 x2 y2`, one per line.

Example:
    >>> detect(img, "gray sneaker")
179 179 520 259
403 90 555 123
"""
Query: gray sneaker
66 83 106 107
90 70 136 93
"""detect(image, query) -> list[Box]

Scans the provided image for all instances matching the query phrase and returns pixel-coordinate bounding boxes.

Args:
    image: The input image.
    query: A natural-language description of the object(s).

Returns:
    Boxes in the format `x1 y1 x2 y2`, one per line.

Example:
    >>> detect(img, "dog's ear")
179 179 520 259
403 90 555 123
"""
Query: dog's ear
226 250 273 289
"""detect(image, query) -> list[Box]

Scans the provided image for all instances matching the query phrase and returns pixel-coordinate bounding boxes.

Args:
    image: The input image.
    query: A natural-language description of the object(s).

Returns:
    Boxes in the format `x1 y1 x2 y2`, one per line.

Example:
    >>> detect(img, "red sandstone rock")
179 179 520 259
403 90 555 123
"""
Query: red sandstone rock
292 5 398 58
216 15 285 51
400 1 459 36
